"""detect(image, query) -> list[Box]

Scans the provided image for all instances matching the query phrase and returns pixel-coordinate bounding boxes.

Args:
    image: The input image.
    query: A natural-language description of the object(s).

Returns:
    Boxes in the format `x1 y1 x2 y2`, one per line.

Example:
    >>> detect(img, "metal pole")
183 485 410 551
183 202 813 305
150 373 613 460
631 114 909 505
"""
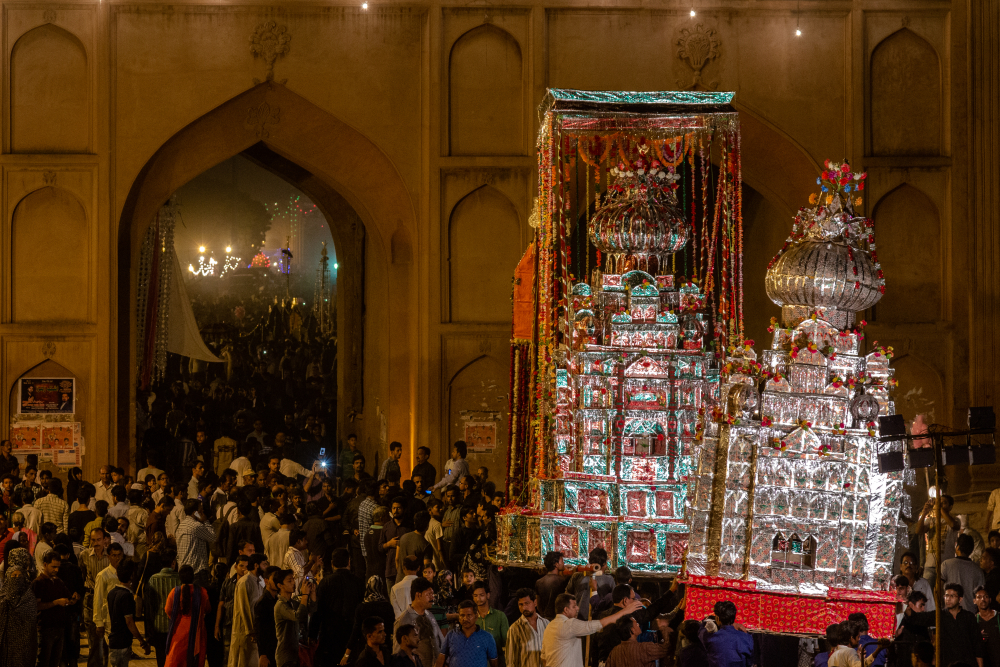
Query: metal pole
933 434 942 667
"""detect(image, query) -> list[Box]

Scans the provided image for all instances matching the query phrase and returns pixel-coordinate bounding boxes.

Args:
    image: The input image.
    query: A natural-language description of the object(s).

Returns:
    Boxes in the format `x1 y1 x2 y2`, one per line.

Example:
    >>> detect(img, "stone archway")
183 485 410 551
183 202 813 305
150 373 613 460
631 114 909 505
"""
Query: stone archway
116 82 417 469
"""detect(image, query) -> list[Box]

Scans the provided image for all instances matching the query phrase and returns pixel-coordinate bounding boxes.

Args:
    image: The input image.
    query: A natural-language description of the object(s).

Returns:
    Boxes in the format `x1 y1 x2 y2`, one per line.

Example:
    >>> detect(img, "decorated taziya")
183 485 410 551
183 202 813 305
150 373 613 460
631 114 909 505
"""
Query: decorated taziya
764 160 884 330
589 148 688 274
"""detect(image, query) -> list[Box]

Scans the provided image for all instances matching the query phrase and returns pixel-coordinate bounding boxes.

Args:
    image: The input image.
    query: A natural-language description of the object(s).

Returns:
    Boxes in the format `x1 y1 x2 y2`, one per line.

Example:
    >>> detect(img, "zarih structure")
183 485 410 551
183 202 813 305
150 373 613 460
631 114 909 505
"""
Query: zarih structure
501 90 905 637
684 160 906 637
501 89 743 574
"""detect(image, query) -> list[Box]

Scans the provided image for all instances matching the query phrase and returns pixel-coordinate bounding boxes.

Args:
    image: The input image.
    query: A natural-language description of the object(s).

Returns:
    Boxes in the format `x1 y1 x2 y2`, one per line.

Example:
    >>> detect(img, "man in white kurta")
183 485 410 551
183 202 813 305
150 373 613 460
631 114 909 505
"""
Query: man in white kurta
229 554 268 667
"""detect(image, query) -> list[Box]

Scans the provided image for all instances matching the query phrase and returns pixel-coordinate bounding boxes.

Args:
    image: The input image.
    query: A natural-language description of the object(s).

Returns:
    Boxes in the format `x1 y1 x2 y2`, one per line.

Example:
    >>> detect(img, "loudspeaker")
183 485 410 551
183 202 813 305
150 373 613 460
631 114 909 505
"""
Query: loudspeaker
908 448 935 468
969 406 996 431
878 451 905 473
943 445 972 466
971 445 997 465
878 414 907 439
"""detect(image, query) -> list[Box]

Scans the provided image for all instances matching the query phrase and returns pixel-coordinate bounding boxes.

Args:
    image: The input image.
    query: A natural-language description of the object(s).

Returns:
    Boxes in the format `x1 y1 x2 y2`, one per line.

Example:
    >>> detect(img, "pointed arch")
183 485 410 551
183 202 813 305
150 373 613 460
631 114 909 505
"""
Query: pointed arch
870 29 941 156
872 183 941 323
10 23 90 152
117 83 416 464
447 185 523 322
448 24 524 155
12 186 90 323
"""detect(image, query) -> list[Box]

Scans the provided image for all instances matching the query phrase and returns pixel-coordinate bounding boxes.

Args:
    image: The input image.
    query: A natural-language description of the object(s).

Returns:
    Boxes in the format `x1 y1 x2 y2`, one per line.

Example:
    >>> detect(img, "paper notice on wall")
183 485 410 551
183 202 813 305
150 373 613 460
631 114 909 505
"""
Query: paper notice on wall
54 449 81 467
464 421 497 453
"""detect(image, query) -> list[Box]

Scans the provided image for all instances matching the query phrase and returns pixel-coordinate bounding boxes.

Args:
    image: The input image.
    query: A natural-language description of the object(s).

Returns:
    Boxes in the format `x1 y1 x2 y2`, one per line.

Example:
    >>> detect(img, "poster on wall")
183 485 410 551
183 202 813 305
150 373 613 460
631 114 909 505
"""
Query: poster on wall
42 424 78 450
10 423 42 451
464 421 497 453
17 378 75 414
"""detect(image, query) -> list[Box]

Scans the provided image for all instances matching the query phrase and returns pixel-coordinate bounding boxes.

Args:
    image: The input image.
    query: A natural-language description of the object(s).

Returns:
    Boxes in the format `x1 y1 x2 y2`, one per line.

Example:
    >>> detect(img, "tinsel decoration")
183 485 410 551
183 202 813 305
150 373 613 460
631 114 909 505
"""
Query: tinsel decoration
512 91 744 495
136 198 177 389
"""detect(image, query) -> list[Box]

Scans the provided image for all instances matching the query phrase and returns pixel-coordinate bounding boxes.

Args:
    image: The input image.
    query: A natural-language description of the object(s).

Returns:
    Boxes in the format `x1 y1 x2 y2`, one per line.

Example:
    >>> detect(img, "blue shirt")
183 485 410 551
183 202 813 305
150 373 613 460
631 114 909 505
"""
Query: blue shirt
859 634 885 666
814 651 829 667
703 625 754 667
441 628 498 667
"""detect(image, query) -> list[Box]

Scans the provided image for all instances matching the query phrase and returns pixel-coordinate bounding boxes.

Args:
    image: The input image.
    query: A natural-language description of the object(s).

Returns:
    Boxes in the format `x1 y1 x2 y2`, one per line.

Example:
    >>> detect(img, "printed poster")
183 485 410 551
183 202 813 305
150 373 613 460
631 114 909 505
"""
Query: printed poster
18 378 75 414
42 424 77 450
10 422 42 451
464 421 497 453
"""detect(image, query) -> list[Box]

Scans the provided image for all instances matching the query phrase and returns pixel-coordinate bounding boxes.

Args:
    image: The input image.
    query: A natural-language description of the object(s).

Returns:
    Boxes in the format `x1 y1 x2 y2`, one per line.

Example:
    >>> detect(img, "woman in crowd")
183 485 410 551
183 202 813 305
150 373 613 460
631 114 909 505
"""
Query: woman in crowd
344 576 395 663
0 549 38 666
164 564 210 667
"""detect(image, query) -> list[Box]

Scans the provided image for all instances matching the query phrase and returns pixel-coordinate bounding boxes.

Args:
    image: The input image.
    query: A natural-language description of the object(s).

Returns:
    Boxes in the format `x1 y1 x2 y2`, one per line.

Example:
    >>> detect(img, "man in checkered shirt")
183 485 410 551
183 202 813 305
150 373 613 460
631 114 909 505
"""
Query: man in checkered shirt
174 498 217 586
34 477 69 533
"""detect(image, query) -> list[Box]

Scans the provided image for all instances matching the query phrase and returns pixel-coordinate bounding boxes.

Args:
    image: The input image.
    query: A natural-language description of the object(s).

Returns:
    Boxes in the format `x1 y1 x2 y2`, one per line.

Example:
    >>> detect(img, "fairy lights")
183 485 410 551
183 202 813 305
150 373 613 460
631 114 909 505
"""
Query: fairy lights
189 255 217 276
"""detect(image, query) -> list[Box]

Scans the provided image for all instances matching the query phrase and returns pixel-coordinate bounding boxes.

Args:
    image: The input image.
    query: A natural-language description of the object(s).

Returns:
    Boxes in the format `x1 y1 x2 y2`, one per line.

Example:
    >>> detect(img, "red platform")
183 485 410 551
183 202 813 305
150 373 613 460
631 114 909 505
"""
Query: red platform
684 575 897 638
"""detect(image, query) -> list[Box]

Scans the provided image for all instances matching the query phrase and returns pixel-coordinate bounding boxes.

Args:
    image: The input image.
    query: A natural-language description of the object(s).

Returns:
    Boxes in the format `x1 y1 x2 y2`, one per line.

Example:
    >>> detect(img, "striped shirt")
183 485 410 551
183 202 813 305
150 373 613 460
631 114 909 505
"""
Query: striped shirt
175 515 216 573
283 545 306 592
78 547 110 589
145 568 180 633
506 614 549 667
34 494 69 533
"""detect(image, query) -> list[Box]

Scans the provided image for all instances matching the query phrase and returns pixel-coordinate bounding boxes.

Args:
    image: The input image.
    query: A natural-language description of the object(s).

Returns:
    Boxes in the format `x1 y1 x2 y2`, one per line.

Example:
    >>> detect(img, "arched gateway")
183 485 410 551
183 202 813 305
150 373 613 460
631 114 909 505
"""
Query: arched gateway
115 83 417 472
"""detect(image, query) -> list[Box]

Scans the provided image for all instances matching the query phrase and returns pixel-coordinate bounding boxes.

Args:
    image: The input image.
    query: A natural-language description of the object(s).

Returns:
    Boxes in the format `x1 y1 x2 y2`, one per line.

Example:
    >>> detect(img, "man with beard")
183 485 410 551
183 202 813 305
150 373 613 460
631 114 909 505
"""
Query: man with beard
506 589 548 667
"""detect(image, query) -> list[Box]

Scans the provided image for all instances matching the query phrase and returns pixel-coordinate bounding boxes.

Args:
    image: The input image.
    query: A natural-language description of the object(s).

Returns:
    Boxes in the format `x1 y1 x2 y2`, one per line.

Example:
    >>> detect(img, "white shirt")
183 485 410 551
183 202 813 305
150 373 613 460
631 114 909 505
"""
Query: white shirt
35 541 52 571
425 518 444 568
151 489 164 505
107 502 129 519
188 476 201 500
279 458 309 479
828 644 877 667
431 457 469 490
20 503 42 534
94 481 114 505
231 457 254 486
166 499 185 539
912 577 935 612
93 564 121 629
391 574 418 617
266 529 290 567
260 512 280 544
110 531 135 557
542 614 602 667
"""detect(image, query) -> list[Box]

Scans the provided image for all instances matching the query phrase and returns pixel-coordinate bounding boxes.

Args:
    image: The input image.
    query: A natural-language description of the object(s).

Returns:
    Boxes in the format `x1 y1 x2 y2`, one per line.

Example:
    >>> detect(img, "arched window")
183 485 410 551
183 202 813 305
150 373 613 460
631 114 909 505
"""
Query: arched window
771 532 817 569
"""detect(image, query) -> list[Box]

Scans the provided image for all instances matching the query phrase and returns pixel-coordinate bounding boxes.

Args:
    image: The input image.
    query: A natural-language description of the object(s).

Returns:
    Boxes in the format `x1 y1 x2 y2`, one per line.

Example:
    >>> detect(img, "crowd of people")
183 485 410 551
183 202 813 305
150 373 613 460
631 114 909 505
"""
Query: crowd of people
1 428 1000 667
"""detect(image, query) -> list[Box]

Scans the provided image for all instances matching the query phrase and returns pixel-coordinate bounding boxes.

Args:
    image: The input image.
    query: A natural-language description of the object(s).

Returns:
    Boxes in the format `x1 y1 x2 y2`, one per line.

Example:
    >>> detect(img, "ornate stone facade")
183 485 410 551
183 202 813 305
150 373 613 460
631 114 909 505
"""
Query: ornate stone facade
0 1 986 493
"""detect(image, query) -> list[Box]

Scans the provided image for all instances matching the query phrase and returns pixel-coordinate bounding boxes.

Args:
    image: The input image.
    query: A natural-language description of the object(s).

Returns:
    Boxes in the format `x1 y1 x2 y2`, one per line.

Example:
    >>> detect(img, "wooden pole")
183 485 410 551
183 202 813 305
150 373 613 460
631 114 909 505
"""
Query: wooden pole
933 434 942 667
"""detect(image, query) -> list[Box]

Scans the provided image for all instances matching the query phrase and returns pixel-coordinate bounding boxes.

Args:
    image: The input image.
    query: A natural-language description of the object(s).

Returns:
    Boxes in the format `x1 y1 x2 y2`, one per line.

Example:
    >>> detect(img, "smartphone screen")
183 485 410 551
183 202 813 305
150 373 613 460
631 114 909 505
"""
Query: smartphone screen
319 447 326 457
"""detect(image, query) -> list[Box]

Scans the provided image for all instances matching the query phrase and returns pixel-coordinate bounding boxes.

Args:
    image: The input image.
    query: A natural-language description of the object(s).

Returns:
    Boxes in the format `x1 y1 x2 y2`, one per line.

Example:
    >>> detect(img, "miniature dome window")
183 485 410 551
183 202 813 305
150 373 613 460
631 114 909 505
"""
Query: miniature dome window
622 419 666 457
770 532 816 569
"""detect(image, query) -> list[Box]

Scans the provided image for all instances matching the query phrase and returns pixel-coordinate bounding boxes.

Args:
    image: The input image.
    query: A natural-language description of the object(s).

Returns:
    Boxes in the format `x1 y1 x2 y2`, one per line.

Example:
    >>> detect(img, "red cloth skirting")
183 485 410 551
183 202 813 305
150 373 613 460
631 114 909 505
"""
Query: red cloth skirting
684 575 896 638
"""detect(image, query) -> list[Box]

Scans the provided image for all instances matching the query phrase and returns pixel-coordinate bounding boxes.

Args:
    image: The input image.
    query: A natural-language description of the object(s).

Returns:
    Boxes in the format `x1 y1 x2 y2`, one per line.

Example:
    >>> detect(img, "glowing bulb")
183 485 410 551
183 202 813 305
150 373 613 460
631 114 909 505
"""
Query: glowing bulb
188 265 195 273
362 2 368 8
225 246 232 253
689 9 695 16
198 245 206 253
795 28 802 36
334 263 339 269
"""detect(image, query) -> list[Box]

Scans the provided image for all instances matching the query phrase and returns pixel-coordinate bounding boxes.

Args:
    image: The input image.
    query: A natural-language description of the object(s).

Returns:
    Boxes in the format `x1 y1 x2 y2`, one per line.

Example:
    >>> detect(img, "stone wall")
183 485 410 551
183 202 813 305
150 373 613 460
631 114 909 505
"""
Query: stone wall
0 1 979 492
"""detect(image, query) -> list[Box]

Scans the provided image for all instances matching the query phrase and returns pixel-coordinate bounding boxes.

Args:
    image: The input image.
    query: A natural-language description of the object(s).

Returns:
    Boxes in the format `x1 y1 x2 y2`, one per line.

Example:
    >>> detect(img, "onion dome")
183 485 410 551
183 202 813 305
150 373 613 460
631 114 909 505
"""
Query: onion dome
765 160 884 329
589 153 688 271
